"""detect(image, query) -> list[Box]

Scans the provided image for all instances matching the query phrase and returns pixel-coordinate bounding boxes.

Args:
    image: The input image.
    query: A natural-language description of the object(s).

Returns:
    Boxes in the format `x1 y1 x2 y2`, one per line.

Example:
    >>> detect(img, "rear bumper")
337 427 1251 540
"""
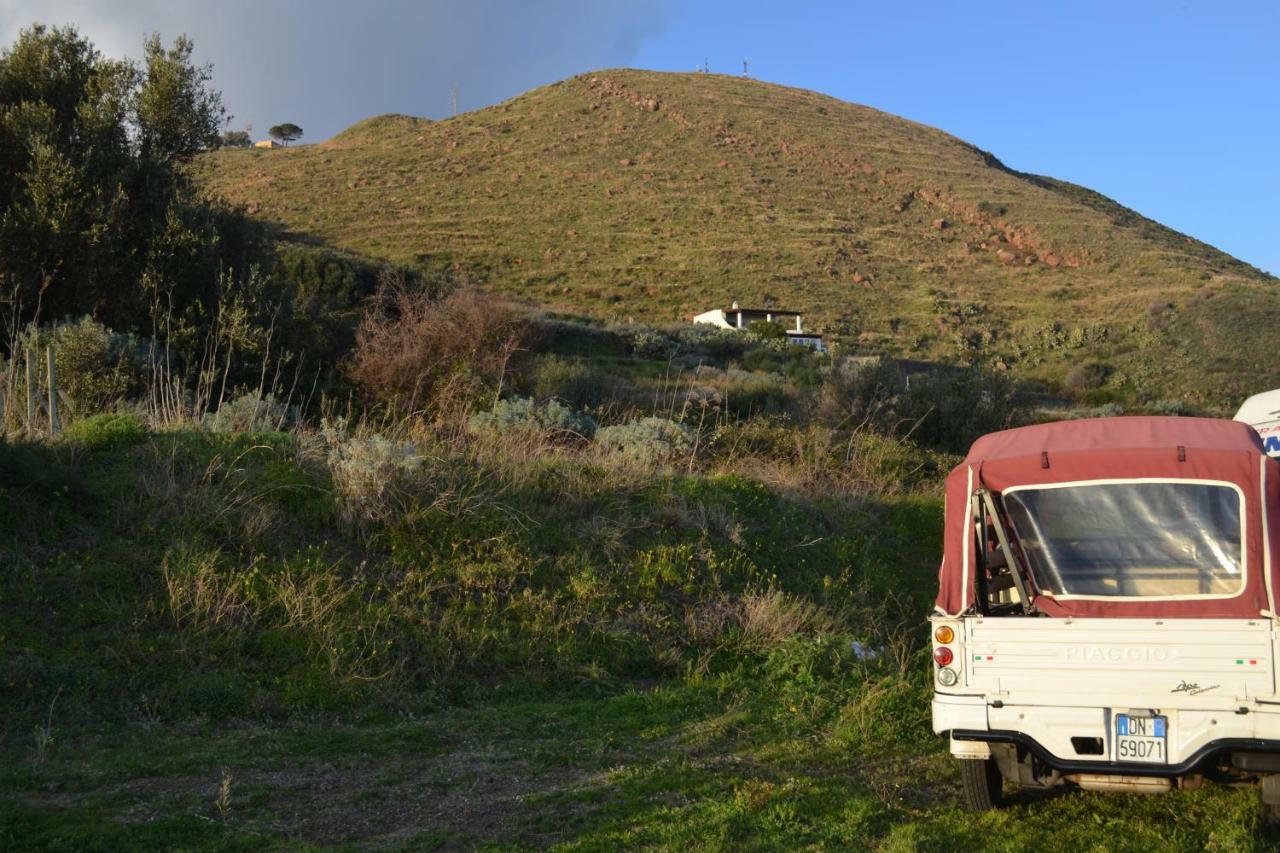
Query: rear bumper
934 692 1280 770
951 728 1280 777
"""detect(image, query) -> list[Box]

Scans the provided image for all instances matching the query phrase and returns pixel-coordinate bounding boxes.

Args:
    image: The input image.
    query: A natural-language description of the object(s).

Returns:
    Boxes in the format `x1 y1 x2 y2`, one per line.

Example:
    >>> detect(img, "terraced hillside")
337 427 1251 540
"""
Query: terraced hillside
197 69 1278 407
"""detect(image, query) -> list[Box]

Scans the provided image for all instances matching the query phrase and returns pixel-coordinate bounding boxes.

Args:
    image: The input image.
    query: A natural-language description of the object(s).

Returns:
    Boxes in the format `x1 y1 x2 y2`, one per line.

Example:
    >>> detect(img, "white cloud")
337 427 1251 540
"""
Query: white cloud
0 0 673 140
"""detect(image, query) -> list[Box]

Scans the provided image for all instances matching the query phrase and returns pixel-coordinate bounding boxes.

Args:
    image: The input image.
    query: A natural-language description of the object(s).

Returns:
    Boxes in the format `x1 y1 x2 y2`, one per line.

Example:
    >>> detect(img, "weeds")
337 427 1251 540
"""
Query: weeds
30 687 61 767
214 768 233 819
734 589 838 652
163 549 254 635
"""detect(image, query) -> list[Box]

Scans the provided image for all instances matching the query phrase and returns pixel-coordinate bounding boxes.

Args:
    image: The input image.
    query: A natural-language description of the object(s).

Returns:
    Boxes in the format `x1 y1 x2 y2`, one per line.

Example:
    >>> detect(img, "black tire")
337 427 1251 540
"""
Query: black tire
958 756 1004 810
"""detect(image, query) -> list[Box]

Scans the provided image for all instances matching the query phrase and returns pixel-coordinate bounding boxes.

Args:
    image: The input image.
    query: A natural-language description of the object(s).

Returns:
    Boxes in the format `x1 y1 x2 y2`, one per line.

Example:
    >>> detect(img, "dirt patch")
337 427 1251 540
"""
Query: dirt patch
252 743 591 848
13 737 596 849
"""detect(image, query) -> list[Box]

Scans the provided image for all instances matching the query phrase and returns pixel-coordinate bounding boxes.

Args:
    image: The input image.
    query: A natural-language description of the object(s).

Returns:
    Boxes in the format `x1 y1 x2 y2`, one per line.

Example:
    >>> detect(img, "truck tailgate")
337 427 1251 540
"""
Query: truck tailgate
965 617 1276 707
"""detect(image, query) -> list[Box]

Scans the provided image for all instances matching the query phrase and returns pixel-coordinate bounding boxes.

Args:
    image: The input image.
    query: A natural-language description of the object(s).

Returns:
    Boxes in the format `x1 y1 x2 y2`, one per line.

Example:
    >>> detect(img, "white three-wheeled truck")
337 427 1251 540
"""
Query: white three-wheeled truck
931 416 1280 813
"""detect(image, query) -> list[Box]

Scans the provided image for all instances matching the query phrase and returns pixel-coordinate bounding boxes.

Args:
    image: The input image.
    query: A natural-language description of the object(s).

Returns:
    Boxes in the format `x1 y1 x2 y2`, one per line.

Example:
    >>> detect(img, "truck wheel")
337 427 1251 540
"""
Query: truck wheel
958 756 1004 810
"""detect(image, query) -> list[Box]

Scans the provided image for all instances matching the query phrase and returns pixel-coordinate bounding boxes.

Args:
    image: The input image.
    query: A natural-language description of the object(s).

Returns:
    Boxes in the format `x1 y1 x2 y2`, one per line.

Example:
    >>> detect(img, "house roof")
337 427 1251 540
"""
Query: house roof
726 307 801 316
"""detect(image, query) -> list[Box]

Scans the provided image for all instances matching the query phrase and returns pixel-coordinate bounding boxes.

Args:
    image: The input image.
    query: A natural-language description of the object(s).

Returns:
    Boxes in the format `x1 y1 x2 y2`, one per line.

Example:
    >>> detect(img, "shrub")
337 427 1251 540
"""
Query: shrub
270 245 431 369
532 317 629 358
624 327 678 359
1067 402 1125 420
63 412 148 450
526 355 633 410
1146 399 1200 416
1064 361 1111 391
746 320 788 341
203 391 295 432
818 356 906 430
468 396 597 440
596 417 694 464
673 324 750 359
347 282 529 417
720 368 794 417
1146 300 1175 331
899 367 1027 453
320 417 423 529
10 317 144 419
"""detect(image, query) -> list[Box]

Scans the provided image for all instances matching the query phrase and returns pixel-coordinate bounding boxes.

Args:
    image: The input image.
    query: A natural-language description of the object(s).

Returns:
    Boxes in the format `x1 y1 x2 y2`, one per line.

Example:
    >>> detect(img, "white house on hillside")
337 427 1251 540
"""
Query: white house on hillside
693 300 826 352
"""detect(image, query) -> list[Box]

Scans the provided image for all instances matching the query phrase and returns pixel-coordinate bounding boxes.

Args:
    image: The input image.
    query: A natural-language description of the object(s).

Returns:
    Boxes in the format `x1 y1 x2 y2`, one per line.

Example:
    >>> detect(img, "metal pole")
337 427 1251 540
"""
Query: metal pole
46 345 58 437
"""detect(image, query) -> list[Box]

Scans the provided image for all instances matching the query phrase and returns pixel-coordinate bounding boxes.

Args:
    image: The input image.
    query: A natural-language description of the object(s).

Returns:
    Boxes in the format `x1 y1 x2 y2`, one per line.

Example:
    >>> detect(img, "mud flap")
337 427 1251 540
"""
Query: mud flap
1262 773 1280 806
1261 774 1280 823
950 736 991 759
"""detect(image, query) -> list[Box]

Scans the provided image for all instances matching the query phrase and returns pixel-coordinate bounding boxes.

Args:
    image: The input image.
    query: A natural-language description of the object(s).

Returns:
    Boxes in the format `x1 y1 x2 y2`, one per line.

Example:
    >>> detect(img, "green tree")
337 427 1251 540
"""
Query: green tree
0 25 135 323
134 33 224 167
0 24 251 332
268 123 303 145
747 319 787 341
220 129 251 148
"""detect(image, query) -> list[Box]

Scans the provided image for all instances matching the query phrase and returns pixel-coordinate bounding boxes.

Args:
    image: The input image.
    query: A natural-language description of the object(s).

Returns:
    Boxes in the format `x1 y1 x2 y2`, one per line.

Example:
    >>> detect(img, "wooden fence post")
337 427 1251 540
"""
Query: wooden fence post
25 348 35 438
46 345 59 437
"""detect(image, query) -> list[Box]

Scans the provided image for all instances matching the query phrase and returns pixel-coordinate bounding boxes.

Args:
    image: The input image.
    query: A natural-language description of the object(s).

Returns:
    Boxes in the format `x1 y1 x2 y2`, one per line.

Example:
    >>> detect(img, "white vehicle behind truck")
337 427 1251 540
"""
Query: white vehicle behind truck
1236 389 1280 457
930 416 1280 813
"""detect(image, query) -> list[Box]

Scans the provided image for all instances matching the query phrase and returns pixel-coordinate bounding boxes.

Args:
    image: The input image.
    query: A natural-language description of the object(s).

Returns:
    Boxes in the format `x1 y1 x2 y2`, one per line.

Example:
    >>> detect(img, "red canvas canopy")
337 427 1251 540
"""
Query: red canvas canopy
936 416 1280 618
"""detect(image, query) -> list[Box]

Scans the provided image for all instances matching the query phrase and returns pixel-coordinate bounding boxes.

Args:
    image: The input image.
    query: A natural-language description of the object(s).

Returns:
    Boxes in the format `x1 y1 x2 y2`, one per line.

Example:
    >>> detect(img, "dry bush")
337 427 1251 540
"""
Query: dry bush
346 277 531 425
713 422 928 499
734 589 838 651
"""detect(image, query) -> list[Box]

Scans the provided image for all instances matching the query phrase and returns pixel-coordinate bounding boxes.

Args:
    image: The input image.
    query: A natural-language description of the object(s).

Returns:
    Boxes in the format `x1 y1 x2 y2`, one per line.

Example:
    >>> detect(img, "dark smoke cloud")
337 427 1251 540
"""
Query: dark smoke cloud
1 0 673 140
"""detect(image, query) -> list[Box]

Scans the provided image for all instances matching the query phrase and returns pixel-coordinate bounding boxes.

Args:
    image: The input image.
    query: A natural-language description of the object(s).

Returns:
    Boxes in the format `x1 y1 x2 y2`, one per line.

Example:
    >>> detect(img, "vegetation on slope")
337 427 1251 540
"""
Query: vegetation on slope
0 297 1274 848
197 69 1278 408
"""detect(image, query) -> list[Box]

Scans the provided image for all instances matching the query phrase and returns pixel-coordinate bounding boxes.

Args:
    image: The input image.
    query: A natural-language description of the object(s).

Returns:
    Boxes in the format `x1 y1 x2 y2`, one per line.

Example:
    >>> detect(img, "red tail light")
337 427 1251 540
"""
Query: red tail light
933 647 953 666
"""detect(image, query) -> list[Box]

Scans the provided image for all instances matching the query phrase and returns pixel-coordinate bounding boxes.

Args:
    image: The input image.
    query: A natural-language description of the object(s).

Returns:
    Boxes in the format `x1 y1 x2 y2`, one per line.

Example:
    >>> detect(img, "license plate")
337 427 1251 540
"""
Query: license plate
1116 714 1167 763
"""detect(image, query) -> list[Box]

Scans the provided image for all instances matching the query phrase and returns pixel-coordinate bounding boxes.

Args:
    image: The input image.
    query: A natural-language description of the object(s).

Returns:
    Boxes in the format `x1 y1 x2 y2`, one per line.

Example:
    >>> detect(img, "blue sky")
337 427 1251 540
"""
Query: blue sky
5 1 1276 273
631 1 1279 275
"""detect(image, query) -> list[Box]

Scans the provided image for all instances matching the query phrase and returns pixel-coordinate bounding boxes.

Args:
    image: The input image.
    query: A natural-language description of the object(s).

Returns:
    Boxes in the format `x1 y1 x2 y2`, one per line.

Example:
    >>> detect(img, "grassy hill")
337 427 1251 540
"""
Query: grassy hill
196 69 1278 409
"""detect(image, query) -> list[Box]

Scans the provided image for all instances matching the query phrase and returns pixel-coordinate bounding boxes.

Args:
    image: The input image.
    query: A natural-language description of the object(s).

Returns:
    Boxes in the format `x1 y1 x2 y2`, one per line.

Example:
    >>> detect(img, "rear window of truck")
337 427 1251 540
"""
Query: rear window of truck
1002 480 1244 599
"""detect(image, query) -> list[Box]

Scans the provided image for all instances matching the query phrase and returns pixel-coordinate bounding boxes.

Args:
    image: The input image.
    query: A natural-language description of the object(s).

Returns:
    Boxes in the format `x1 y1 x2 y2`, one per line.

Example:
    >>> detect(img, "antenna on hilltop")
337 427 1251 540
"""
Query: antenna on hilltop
703 57 710 73
451 85 458 117
743 59 750 78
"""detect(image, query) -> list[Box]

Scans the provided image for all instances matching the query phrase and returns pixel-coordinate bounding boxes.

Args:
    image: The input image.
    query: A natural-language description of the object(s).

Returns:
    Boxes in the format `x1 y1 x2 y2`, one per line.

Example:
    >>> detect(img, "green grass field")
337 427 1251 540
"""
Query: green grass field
195 69 1279 408
2 415 1276 850
4 683 1271 850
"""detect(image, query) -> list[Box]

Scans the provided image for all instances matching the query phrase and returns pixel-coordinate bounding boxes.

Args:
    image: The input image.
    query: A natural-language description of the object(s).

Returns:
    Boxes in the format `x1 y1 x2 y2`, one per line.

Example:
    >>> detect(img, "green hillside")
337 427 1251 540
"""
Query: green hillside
196 69 1277 408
